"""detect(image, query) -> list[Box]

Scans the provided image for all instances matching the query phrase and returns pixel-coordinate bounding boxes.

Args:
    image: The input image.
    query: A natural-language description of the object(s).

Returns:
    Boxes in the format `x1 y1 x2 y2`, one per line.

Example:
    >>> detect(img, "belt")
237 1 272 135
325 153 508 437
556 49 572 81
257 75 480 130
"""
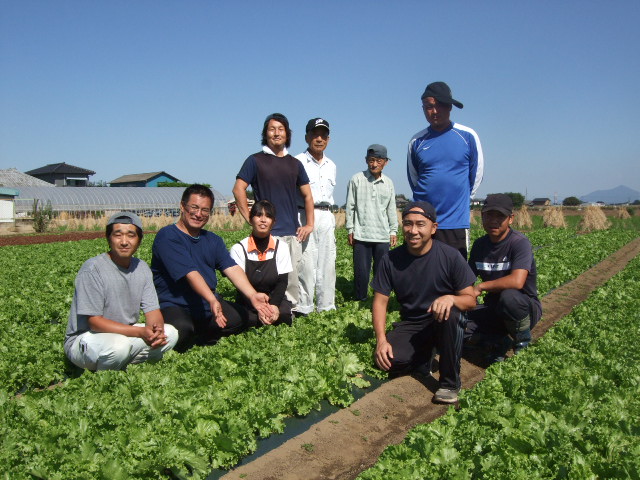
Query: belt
298 205 332 211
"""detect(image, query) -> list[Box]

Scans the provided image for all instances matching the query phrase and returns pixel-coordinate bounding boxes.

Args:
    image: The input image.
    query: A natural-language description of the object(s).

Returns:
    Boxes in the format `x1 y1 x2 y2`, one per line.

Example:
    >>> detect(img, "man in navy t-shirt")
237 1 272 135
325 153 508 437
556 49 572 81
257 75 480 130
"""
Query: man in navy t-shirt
233 113 315 311
152 184 272 351
371 201 476 404
466 194 542 361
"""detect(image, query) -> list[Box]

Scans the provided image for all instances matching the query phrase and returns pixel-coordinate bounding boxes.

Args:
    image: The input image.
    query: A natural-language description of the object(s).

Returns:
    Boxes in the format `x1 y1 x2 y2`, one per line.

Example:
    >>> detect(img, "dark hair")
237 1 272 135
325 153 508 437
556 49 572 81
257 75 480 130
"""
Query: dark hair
249 199 277 221
181 184 215 205
261 113 292 148
105 223 143 241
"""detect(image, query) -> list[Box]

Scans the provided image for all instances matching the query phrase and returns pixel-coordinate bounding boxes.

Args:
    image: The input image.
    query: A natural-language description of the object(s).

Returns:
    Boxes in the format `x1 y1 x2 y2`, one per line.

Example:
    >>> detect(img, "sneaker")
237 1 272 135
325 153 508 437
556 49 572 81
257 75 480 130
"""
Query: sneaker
433 388 459 404
513 341 530 354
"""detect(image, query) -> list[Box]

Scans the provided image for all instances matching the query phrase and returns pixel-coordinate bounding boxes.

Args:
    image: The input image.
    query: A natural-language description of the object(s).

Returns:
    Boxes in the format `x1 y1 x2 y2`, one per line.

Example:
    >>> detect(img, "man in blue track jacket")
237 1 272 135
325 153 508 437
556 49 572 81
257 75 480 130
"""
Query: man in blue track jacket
407 81 484 258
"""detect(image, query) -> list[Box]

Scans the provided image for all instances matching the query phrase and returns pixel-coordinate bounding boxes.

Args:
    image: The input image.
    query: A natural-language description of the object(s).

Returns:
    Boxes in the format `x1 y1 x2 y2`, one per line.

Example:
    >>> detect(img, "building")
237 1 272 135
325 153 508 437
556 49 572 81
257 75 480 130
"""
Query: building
109 171 181 187
0 187 19 223
531 198 551 206
25 163 95 187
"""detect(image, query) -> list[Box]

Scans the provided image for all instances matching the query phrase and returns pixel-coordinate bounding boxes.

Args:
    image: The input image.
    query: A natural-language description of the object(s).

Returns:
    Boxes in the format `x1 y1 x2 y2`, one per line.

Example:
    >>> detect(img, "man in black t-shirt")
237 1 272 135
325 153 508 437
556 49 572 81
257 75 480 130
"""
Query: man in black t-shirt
467 194 542 361
372 201 476 404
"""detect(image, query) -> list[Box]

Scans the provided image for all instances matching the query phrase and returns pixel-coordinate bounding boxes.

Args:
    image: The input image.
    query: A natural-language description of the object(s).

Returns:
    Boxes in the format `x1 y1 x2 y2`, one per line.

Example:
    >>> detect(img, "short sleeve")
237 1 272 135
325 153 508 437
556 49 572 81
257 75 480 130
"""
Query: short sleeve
371 253 393 296
236 156 257 184
229 242 246 272
139 261 160 313
296 158 310 186
511 236 534 272
74 265 106 317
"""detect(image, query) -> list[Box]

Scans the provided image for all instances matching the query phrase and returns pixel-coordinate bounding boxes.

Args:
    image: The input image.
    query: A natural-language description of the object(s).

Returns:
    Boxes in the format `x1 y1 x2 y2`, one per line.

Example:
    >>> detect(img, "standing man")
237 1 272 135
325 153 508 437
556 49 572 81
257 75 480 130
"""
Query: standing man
345 144 398 302
466 193 542 361
233 113 315 312
65 212 178 370
407 81 484 258
152 184 272 352
372 202 477 404
295 118 337 314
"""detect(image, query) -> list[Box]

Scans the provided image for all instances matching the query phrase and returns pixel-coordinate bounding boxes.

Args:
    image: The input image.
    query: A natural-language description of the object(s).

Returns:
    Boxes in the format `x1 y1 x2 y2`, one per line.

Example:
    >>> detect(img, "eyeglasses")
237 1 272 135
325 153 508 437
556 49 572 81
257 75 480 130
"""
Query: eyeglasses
183 203 211 215
366 158 386 164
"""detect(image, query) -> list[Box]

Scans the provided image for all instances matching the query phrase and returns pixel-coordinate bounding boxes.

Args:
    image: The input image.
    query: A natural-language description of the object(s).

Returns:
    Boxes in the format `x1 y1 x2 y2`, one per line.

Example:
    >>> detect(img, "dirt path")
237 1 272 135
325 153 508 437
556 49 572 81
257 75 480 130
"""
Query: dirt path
222 237 640 480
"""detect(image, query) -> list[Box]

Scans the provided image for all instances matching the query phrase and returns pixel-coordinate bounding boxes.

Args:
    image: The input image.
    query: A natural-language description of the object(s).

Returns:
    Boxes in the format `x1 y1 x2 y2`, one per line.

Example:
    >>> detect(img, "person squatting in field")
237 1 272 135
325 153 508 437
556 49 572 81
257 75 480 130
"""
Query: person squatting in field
345 144 398 302
230 200 294 326
295 117 337 315
64 212 178 370
372 201 477 404
233 113 315 314
151 184 272 352
465 193 542 361
407 81 484 258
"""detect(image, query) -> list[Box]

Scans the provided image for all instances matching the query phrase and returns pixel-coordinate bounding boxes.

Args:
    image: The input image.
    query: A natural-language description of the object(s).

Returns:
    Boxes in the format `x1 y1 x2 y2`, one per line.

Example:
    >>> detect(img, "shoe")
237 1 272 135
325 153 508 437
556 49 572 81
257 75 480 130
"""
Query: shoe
433 388 459 404
513 341 529 354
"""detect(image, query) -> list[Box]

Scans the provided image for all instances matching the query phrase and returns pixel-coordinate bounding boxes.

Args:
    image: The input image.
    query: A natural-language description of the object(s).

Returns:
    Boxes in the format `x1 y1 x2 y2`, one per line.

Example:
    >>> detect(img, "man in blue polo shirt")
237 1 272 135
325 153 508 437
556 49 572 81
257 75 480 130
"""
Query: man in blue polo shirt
233 113 315 312
407 81 484 258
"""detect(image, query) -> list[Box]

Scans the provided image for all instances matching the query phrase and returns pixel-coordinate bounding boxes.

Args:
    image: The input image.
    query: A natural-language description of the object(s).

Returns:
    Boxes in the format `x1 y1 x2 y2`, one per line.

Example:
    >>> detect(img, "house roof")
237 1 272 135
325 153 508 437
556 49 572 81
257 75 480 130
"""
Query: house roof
0 168 54 187
532 198 550 202
25 162 96 176
110 171 180 184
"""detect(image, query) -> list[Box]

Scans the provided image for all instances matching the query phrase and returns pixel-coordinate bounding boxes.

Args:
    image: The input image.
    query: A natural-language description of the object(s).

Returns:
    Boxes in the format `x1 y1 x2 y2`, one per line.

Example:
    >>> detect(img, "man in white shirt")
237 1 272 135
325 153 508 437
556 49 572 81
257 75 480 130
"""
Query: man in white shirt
295 118 337 314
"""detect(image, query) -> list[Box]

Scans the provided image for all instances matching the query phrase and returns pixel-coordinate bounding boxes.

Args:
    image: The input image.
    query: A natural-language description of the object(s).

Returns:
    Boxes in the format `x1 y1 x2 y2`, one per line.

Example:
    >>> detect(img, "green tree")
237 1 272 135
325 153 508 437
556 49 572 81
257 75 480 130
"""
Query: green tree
562 196 582 206
503 192 525 208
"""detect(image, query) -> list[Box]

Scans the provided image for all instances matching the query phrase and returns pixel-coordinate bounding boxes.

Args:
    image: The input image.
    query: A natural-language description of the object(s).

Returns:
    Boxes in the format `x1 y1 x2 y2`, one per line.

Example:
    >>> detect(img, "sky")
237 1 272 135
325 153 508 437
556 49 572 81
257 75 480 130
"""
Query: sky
1 1 639 205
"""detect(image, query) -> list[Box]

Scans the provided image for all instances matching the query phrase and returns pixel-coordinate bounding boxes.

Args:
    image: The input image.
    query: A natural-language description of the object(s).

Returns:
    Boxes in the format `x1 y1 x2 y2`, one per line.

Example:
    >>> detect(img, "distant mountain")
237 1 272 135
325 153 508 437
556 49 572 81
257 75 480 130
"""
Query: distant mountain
580 185 640 204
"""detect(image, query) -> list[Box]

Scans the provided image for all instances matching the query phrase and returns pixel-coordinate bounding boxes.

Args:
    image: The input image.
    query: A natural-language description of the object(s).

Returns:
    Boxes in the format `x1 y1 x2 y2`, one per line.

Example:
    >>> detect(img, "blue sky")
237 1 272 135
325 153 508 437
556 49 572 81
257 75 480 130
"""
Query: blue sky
1 1 639 204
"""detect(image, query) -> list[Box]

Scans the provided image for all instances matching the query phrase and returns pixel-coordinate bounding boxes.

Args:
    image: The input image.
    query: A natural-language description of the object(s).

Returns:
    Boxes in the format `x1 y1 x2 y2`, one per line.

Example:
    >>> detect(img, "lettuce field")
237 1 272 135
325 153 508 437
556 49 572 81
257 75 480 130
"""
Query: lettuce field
1 224 639 478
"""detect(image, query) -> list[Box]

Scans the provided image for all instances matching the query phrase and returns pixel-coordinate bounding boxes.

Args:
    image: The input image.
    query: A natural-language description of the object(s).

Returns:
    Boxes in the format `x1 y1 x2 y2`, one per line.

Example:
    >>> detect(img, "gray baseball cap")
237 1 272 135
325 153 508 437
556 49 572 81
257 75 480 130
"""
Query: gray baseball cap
107 212 143 229
366 144 388 159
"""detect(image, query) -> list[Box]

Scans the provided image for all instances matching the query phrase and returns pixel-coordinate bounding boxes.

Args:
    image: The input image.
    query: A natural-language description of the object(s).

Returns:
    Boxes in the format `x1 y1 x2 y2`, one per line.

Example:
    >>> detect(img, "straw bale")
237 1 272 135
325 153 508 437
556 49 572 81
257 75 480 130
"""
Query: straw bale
542 207 566 228
580 205 611 231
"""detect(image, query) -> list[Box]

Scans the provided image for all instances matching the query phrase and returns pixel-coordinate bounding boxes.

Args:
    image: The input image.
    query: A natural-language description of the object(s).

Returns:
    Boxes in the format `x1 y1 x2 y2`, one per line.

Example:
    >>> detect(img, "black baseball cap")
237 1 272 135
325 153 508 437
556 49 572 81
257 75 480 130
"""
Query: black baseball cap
305 118 330 134
402 201 437 223
482 194 513 215
421 81 464 109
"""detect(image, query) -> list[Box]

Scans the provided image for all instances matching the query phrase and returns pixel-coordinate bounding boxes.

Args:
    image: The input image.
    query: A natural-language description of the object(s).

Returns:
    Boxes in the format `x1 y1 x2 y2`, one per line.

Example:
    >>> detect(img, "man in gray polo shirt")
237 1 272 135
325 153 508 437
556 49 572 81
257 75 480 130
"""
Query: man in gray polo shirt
64 212 178 370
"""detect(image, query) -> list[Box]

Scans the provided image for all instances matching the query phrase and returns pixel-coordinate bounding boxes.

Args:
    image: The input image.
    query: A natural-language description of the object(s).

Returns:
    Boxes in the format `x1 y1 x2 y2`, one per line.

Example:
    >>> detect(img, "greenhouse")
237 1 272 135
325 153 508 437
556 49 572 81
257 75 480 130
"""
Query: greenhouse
12 186 230 216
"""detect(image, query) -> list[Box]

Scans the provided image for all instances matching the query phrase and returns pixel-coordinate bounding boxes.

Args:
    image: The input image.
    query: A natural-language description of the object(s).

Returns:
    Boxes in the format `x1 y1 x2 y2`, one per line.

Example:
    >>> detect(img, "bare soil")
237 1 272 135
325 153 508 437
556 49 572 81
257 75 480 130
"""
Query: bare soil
222 237 640 480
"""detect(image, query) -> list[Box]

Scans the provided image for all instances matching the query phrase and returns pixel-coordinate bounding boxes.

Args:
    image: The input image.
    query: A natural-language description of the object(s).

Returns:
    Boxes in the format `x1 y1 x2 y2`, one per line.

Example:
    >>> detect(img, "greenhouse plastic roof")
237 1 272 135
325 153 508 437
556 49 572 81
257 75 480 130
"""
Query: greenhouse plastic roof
12 186 229 214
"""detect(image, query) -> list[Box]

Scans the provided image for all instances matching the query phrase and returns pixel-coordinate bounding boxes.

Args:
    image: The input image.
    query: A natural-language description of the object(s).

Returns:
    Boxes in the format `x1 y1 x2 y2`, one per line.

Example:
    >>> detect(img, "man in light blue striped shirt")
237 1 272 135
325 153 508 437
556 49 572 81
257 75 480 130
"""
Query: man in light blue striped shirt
346 144 398 301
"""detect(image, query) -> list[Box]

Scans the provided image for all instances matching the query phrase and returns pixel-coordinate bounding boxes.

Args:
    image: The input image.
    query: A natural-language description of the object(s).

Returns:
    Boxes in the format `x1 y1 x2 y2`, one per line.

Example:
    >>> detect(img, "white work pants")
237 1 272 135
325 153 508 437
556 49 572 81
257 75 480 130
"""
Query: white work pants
66 324 179 370
297 209 336 314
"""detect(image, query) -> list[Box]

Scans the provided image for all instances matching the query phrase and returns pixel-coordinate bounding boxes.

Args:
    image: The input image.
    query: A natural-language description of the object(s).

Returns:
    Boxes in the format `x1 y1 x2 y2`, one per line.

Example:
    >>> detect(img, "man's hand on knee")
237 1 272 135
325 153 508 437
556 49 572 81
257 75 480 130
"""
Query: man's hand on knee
375 340 394 371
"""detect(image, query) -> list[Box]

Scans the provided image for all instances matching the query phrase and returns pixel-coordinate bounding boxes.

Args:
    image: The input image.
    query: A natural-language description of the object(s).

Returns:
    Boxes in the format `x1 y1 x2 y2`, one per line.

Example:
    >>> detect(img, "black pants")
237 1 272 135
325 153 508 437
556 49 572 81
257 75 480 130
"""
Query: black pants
245 299 293 328
161 300 248 352
434 228 468 259
386 307 465 390
465 289 541 341
353 240 389 301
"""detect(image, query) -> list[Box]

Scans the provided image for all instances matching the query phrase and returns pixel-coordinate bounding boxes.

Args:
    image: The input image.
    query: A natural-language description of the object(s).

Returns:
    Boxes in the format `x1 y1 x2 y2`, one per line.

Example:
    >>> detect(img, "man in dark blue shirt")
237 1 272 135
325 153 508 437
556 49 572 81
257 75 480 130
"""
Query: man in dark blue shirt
372 201 476 404
152 184 271 351
466 194 542 361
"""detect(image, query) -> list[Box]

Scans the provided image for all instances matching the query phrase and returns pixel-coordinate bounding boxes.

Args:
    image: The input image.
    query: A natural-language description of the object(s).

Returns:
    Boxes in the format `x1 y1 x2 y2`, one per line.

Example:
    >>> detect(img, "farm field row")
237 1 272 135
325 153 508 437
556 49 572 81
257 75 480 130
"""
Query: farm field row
358 253 640 479
0 226 638 478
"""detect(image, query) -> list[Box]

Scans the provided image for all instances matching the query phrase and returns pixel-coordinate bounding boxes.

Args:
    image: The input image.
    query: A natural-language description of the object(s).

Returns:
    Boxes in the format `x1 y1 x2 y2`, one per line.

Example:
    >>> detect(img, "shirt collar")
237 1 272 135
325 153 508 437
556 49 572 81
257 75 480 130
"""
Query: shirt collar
304 150 325 165
364 169 384 182
247 234 276 254
262 145 288 156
